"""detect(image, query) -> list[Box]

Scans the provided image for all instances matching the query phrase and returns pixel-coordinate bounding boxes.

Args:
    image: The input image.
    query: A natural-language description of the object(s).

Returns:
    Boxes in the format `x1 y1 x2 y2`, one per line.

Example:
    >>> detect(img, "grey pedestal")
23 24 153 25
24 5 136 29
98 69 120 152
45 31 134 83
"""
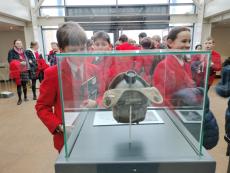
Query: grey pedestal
55 110 215 173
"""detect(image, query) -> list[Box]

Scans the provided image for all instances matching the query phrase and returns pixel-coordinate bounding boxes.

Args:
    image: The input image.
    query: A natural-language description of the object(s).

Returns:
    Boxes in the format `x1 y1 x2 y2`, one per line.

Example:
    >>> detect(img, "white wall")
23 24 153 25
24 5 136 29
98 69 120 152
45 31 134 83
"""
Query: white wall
0 31 25 64
205 0 230 18
211 27 230 61
0 0 31 21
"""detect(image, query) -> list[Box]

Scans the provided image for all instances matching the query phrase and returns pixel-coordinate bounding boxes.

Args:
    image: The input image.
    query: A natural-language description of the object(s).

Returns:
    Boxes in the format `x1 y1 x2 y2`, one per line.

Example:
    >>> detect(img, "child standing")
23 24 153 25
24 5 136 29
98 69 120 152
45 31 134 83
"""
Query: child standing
35 22 102 152
8 39 29 105
204 37 222 87
152 27 195 105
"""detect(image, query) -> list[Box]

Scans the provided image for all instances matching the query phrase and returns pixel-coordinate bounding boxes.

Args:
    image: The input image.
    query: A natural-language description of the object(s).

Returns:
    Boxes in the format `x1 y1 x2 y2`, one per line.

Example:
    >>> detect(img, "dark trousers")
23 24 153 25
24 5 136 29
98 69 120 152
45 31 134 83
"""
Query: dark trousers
31 79 36 97
17 81 27 100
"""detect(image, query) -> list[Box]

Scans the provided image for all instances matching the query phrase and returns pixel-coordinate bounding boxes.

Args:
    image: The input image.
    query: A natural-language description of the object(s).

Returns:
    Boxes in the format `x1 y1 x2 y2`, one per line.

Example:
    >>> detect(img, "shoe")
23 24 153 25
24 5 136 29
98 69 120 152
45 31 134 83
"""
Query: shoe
24 98 29 101
33 96 37 100
17 99 22 105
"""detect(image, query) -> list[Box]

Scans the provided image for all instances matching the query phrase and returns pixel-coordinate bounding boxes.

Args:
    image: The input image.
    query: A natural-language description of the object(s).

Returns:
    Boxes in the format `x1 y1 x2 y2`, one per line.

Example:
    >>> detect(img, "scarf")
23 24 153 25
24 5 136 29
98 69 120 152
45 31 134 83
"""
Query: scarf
14 47 25 61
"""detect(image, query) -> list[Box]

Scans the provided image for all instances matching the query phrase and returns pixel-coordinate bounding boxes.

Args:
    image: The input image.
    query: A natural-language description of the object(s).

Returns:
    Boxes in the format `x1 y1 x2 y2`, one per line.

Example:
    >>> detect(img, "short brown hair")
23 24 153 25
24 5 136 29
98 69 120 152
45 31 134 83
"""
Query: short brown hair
56 22 87 50
119 34 128 43
205 36 215 43
92 31 111 44
140 37 154 49
167 26 190 42
30 41 38 48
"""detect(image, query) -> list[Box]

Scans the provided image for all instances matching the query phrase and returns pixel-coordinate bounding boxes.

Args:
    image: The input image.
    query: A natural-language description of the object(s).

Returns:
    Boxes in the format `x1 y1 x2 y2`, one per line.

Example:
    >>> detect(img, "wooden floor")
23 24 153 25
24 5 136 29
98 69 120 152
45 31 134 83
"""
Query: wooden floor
0 80 229 173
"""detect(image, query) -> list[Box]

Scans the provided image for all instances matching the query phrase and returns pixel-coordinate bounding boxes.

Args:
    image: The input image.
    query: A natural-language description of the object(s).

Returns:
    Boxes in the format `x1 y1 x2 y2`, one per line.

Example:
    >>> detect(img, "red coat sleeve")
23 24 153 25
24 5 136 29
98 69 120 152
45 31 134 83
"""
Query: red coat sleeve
35 66 61 134
211 51 222 72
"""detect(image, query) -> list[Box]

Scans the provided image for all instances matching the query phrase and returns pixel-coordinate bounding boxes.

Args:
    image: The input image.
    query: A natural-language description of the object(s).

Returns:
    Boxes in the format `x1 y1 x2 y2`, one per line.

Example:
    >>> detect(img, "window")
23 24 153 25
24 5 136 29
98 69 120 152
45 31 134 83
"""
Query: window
118 0 168 5
65 0 116 6
170 5 195 14
41 0 64 6
170 0 193 3
40 7 65 16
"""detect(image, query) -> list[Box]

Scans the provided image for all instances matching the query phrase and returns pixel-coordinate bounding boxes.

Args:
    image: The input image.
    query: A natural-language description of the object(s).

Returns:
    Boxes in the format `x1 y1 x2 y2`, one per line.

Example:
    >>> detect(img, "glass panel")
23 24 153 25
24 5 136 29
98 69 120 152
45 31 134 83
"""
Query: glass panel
66 0 116 6
57 50 210 157
41 0 64 6
40 7 65 16
170 5 195 14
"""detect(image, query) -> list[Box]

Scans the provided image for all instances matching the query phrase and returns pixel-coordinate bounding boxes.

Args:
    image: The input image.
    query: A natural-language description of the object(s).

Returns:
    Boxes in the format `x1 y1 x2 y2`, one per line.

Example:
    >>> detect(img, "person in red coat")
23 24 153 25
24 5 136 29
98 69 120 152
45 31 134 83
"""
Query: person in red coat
109 34 142 82
204 37 222 87
8 39 30 105
91 31 113 91
191 37 222 88
152 27 195 106
35 22 103 152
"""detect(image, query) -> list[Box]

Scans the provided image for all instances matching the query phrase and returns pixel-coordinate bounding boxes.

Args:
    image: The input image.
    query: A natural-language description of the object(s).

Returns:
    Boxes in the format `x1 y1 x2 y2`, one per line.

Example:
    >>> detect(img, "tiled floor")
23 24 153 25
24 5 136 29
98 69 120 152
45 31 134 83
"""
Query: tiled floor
0 80 229 173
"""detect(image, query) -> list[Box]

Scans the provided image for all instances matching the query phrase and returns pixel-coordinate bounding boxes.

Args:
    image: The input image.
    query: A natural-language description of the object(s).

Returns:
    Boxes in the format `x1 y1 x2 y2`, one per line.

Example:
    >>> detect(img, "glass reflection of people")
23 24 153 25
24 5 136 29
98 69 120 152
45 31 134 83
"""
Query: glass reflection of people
152 27 195 106
35 22 103 152
8 39 29 105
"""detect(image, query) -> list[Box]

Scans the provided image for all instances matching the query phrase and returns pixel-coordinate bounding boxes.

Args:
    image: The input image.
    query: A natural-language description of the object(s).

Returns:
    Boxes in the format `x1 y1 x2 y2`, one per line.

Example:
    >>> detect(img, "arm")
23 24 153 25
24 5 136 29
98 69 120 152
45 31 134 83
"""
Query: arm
211 51 222 72
8 49 16 63
35 67 62 134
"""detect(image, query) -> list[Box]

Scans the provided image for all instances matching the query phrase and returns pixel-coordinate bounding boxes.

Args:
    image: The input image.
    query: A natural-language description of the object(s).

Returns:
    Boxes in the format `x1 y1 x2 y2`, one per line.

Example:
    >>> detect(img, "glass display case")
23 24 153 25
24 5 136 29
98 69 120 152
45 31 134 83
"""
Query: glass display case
55 50 215 173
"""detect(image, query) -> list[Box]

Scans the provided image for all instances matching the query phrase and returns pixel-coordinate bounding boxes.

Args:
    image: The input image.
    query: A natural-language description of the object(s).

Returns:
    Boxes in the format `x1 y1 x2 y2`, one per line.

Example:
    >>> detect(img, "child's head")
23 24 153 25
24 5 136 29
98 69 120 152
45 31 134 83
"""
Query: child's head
30 41 39 50
56 22 87 52
152 35 161 48
14 39 23 49
138 32 147 44
140 37 154 49
50 42 59 51
118 34 128 43
92 31 111 51
204 37 215 50
86 39 93 51
167 26 191 50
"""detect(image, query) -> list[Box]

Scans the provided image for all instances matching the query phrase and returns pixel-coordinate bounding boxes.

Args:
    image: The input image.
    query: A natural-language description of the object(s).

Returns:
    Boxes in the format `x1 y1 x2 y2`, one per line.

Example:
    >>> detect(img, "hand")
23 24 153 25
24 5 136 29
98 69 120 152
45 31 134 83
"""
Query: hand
55 124 63 133
81 99 97 108
20 61 26 66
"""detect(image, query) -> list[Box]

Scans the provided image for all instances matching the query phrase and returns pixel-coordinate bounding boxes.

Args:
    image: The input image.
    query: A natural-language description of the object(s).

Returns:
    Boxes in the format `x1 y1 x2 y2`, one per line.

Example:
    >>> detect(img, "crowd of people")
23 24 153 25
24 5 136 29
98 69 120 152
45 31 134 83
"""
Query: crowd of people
7 22 222 152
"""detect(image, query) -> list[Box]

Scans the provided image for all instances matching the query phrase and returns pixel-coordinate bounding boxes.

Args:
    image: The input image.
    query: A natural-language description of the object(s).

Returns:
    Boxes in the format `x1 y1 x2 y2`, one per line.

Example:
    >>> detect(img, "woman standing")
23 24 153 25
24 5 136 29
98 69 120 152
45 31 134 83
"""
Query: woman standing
8 39 29 105
25 41 39 100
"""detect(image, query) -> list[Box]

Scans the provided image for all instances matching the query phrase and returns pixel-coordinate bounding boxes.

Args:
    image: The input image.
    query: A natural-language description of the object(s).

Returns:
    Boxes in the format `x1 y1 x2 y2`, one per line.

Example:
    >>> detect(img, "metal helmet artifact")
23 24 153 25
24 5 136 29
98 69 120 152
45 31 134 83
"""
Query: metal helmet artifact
103 71 163 123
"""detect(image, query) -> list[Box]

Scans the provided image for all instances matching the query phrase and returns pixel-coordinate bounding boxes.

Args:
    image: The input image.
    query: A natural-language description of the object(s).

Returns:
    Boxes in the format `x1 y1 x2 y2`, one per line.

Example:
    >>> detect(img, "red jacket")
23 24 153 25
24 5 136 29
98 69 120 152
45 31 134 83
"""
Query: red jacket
152 55 195 106
35 60 103 152
9 60 21 85
89 56 113 90
115 42 139 51
209 50 221 85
